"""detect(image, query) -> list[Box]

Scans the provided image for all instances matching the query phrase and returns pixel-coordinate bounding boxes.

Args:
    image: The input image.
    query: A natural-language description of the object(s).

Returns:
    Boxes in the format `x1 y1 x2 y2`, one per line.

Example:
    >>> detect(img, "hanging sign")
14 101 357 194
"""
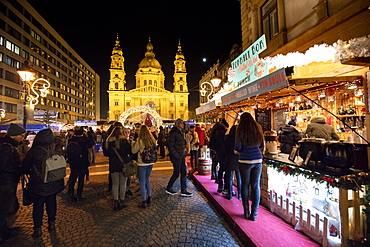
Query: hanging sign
195 101 217 115
221 68 289 106
228 35 268 90
74 120 97 126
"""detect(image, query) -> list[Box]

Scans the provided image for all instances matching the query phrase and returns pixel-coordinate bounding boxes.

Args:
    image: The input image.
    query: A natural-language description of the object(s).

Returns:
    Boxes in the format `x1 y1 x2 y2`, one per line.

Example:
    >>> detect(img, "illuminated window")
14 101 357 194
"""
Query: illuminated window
261 0 278 41
114 100 119 106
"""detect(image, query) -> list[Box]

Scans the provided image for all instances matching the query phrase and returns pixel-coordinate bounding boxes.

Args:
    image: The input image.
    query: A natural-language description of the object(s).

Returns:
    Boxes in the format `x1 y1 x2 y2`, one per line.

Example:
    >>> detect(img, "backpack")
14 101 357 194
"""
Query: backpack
141 146 157 163
66 141 83 163
39 146 66 183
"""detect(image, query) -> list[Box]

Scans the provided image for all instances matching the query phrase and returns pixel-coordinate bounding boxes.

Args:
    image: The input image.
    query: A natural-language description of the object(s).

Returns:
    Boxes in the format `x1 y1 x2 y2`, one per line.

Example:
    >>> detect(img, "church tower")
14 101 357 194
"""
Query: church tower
109 34 126 90
173 40 188 92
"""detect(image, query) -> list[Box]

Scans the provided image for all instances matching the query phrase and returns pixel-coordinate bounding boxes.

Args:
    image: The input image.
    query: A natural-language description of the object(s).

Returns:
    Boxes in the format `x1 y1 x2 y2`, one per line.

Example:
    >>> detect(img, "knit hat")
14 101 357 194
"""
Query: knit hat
7 123 26 136
174 118 184 128
221 119 229 128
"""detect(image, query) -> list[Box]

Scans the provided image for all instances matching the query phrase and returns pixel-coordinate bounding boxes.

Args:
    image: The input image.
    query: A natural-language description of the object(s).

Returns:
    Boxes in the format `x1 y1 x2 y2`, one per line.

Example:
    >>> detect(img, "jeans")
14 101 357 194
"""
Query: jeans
111 172 128 200
68 166 87 198
189 150 198 170
32 193 57 228
167 156 187 192
239 162 262 213
88 147 95 163
225 168 242 195
138 165 153 201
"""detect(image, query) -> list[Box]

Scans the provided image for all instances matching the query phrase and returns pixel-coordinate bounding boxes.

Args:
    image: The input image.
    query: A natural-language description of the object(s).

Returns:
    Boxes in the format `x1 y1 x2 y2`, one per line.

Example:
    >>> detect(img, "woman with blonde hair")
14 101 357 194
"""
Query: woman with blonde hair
104 126 132 211
235 112 264 221
132 125 157 208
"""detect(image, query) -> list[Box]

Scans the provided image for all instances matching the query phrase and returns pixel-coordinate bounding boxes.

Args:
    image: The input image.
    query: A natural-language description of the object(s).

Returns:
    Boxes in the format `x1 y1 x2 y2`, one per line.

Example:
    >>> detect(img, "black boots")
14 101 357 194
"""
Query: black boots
114 199 127 211
146 196 152 206
249 209 258 221
113 200 120 211
140 201 147 208
68 191 77 202
32 228 42 238
48 221 56 232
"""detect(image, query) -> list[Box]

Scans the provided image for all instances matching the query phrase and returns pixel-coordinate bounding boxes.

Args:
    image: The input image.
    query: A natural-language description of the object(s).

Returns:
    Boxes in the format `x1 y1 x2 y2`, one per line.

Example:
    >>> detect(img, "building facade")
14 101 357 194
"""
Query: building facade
0 0 100 127
108 36 189 123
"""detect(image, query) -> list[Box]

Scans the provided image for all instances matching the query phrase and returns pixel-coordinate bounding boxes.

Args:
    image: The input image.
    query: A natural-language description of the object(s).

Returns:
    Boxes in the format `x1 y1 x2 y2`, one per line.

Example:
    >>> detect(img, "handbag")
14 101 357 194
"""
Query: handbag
22 175 33 206
113 148 137 177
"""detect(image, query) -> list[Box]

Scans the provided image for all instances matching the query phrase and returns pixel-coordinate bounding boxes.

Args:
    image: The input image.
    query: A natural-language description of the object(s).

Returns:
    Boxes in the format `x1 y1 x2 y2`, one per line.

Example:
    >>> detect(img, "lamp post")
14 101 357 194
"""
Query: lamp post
17 61 51 129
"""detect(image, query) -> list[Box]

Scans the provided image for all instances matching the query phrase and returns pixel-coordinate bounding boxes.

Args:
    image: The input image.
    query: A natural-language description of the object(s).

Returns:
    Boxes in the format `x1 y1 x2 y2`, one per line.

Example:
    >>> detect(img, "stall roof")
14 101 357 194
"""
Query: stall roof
195 101 217 115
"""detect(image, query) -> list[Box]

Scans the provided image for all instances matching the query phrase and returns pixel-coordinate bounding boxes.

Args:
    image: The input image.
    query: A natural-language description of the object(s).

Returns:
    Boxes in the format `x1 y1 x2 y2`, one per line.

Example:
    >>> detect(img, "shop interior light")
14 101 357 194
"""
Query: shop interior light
347 81 357 89
275 103 280 107
289 102 294 107
295 96 301 102
318 91 326 98
328 96 335 102
278 98 284 104
355 89 363 96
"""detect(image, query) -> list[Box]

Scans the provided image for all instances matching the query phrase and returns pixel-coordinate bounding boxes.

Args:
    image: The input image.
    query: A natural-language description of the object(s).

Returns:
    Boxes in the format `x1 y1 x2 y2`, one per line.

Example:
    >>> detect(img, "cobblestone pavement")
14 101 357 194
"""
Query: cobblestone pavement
3 152 244 247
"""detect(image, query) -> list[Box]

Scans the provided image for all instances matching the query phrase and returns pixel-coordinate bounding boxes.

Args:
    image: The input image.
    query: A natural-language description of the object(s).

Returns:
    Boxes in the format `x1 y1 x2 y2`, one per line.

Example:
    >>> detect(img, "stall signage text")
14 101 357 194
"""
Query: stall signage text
34 110 58 119
222 68 288 106
228 35 268 90
74 120 97 126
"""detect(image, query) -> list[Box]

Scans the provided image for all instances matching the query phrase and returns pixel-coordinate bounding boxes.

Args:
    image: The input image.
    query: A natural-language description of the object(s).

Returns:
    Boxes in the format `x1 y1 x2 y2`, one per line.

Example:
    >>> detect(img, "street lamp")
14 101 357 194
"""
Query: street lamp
17 61 51 129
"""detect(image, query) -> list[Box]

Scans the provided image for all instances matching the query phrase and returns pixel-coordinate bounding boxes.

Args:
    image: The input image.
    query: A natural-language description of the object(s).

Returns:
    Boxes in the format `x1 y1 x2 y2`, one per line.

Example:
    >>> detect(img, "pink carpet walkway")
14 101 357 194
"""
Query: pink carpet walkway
191 173 321 247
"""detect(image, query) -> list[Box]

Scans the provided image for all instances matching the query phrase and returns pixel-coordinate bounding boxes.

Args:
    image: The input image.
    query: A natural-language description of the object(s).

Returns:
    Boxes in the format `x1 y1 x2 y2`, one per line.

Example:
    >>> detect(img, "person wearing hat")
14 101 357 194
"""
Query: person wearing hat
165 119 193 197
0 123 25 242
66 126 90 201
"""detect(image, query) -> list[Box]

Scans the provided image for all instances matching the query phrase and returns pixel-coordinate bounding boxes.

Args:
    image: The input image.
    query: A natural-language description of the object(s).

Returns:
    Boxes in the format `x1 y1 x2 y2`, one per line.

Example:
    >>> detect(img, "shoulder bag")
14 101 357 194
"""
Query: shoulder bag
113 147 137 177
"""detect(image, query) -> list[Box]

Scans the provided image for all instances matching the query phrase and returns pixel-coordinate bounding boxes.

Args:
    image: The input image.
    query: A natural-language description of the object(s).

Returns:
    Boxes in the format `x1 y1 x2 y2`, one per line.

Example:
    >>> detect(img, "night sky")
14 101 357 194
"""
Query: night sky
27 0 242 118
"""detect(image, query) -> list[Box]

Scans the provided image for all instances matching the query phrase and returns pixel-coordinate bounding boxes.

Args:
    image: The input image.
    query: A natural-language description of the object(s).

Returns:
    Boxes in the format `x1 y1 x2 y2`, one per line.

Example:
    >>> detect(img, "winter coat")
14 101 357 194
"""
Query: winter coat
185 131 199 152
131 139 155 166
305 117 339 141
224 126 239 171
105 137 132 173
278 125 301 154
68 135 90 168
0 135 21 185
167 126 186 159
210 123 227 151
22 129 64 197
157 129 166 144
195 126 205 146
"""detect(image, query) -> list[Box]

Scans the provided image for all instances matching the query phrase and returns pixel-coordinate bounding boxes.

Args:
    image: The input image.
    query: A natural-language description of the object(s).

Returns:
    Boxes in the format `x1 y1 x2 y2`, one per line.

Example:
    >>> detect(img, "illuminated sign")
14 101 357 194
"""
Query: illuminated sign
221 68 288 106
74 120 97 126
228 35 268 90
34 110 58 118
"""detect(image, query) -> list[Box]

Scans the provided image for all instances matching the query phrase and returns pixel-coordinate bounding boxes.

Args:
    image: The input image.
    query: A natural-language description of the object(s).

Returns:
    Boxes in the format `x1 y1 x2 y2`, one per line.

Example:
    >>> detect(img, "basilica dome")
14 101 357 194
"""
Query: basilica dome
138 39 162 69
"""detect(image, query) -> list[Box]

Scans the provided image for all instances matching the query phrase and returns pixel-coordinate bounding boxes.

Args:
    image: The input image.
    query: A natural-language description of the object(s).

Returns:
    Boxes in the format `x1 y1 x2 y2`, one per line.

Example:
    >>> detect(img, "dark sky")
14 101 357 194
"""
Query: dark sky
27 0 242 118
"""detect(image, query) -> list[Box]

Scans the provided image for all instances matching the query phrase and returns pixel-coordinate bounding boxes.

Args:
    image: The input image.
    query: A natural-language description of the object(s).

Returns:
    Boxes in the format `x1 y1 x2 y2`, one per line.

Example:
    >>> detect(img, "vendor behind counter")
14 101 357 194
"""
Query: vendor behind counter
304 117 339 141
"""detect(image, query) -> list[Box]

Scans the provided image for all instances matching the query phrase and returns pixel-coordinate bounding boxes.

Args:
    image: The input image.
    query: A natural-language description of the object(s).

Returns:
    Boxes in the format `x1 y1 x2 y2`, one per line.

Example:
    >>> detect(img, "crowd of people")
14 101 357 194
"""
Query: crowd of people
0 113 341 242
0 119 197 242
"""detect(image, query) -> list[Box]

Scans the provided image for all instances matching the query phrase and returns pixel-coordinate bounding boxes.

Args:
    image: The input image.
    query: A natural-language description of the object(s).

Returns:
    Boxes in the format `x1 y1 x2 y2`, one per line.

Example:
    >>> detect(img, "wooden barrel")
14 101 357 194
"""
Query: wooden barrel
198 159 212 175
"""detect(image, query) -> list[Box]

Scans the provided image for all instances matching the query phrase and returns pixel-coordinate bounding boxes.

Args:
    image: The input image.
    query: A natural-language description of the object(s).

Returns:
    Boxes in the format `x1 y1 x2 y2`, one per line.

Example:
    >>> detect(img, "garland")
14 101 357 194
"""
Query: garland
263 159 370 190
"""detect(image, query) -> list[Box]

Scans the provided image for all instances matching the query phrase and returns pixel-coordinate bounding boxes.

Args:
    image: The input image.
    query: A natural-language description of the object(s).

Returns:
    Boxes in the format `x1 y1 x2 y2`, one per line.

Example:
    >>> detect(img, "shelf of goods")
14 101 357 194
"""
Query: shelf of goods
284 87 365 142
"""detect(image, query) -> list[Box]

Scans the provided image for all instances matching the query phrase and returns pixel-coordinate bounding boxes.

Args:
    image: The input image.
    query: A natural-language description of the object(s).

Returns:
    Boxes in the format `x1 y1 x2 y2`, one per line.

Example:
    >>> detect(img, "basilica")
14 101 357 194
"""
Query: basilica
107 35 189 124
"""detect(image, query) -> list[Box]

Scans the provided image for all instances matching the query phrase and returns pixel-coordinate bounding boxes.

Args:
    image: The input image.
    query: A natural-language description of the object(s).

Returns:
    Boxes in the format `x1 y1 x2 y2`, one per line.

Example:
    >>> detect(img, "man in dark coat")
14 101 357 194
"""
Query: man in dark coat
209 119 229 192
278 120 301 154
22 129 65 238
0 123 25 242
305 117 339 141
67 126 90 201
165 119 193 197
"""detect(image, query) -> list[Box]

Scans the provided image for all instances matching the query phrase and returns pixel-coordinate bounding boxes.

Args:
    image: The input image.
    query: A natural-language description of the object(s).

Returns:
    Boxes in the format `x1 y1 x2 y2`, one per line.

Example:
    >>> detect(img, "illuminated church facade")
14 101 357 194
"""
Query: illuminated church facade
107 36 189 123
